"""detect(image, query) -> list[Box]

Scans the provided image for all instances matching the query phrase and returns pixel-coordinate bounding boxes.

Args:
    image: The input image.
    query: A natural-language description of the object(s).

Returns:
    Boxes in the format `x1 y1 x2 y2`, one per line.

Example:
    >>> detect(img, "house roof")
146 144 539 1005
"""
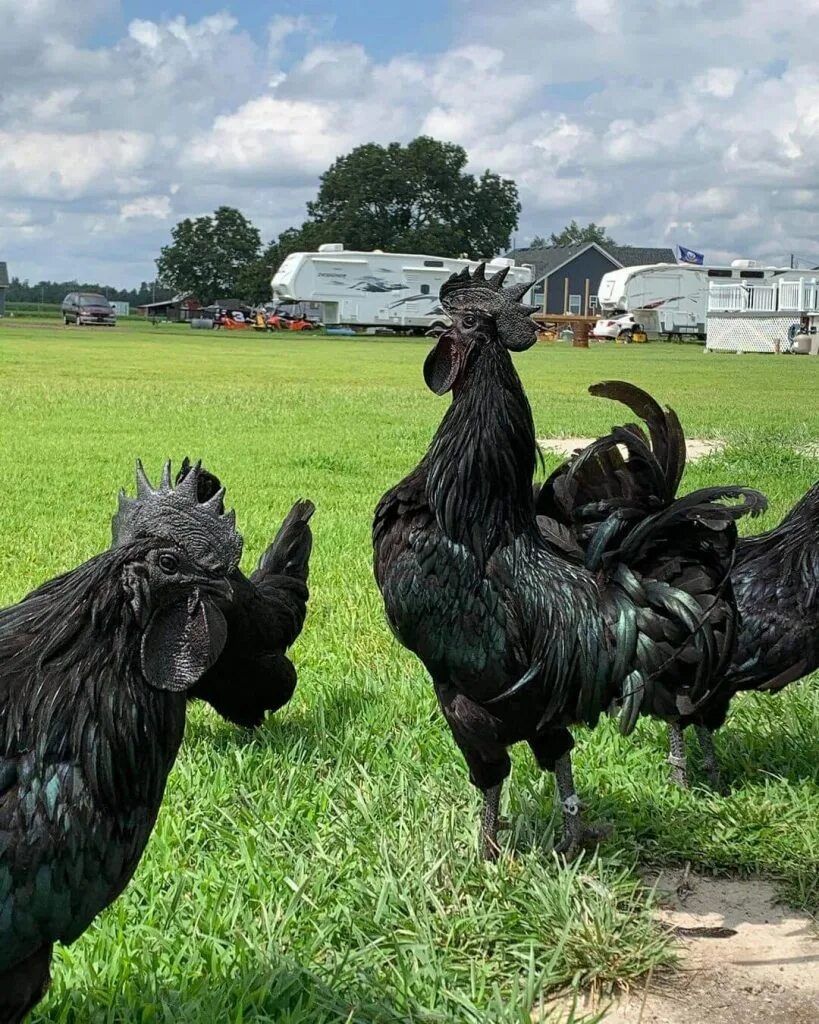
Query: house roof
507 243 677 282
137 292 195 309
608 245 677 267
507 245 588 282
0 262 8 288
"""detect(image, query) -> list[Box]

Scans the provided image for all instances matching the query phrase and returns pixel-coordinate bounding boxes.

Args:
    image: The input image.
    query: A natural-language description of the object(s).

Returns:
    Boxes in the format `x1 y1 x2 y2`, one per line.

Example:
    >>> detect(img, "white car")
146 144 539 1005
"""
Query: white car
591 313 637 341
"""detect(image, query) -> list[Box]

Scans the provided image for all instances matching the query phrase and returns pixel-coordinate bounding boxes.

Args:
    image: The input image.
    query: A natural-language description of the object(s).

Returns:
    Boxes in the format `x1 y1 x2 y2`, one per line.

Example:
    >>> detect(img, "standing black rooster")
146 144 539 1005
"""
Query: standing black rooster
666 480 819 786
373 265 765 860
537 403 815 788
532 384 769 788
0 463 240 1022
110 458 315 729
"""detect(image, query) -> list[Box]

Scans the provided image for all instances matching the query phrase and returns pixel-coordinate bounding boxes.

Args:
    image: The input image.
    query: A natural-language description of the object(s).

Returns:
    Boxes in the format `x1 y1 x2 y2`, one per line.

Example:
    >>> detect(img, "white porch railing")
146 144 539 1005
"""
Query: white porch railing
709 277 819 313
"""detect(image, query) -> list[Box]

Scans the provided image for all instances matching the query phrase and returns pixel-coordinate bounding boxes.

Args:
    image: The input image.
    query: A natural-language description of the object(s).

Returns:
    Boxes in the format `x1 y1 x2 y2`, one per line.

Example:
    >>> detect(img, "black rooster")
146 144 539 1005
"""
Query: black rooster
0 463 240 1022
373 265 765 859
110 458 315 729
532 384 770 787
666 480 819 786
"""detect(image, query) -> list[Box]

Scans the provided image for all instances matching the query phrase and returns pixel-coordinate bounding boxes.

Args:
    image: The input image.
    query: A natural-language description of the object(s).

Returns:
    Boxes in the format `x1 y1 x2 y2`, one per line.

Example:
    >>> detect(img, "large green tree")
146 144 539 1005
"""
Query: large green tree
292 136 520 261
547 221 617 248
156 206 262 305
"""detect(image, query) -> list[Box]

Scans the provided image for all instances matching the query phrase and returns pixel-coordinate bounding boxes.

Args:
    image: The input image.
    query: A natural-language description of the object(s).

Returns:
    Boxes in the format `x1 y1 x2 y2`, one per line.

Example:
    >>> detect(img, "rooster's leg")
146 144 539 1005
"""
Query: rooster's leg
695 726 724 792
667 723 689 788
553 754 609 858
480 783 503 861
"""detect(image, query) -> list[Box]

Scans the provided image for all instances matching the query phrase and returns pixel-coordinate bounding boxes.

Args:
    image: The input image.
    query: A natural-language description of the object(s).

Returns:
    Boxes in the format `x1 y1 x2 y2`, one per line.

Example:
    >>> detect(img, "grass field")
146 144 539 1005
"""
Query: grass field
1 321 817 1023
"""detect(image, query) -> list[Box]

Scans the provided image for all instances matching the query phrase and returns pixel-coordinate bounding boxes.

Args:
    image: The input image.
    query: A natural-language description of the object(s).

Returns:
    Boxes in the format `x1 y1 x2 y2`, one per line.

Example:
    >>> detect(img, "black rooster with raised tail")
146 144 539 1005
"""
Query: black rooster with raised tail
665 480 819 786
109 457 315 729
374 265 765 860
534 383 768 787
0 462 240 1023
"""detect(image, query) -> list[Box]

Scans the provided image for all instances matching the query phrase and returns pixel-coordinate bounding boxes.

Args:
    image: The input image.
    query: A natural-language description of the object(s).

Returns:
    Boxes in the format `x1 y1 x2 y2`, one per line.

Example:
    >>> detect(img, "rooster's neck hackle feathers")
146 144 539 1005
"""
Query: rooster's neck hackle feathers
427 341 537 562
0 544 187 811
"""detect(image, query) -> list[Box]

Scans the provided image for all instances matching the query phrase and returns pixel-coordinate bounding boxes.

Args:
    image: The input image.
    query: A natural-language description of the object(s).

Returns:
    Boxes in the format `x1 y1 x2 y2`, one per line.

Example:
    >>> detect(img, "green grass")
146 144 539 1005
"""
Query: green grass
1 321 817 1023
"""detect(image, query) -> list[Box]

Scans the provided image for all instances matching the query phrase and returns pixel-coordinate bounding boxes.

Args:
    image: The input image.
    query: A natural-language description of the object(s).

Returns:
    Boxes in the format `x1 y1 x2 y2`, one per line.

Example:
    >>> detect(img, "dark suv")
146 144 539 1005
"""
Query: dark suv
62 292 116 326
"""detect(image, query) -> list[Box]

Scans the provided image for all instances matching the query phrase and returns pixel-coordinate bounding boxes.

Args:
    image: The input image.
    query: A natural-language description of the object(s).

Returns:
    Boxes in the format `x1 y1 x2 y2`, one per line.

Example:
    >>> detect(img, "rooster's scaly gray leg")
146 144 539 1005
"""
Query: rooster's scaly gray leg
480 783 503 861
553 754 610 859
695 726 725 792
667 722 689 788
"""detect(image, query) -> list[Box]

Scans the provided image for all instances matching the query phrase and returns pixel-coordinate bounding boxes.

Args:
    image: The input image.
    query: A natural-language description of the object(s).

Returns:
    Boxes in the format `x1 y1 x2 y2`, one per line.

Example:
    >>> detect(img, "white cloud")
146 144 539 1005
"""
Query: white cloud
119 196 172 221
0 131 153 200
5 0 819 285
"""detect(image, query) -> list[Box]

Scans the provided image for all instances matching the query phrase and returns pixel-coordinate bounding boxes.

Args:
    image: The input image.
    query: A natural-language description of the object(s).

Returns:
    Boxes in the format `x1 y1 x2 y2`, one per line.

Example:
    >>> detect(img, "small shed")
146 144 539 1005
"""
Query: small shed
0 262 8 317
136 293 201 321
507 243 676 316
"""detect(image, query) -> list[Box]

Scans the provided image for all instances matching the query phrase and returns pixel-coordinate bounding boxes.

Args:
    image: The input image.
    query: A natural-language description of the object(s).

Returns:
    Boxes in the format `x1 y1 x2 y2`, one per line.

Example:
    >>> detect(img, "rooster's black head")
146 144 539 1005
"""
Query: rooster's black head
112 460 241 692
424 263 539 395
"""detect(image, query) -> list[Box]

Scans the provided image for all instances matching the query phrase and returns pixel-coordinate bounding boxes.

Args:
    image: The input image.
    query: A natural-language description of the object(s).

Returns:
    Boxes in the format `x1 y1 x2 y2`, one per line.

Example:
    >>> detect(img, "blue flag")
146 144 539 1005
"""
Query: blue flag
677 245 704 265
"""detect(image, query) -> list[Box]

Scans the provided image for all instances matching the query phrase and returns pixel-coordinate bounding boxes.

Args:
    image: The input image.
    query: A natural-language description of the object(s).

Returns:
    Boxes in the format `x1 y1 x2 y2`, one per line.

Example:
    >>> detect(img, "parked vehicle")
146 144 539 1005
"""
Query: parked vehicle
265 309 318 331
591 312 638 340
272 244 534 334
62 292 116 326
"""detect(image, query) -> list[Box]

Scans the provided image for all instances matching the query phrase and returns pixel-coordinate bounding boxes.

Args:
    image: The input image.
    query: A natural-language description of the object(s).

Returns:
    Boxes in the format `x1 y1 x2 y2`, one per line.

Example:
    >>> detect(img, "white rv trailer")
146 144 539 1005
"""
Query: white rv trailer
597 261 800 340
271 245 534 332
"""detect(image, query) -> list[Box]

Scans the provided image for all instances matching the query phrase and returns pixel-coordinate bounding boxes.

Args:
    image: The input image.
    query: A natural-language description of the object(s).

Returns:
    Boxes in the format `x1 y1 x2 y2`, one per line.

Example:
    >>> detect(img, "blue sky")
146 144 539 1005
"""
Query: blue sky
104 0 453 60
3 0 819 286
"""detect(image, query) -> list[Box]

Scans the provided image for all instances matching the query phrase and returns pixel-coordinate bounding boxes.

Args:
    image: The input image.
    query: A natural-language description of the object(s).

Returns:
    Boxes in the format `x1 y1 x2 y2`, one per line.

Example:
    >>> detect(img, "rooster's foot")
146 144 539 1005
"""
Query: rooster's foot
552 754 611 859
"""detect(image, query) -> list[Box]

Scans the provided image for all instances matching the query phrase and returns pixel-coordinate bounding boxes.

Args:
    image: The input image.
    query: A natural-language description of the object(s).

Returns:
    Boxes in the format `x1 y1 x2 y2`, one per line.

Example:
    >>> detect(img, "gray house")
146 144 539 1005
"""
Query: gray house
0 262 8 317
507 243 676 316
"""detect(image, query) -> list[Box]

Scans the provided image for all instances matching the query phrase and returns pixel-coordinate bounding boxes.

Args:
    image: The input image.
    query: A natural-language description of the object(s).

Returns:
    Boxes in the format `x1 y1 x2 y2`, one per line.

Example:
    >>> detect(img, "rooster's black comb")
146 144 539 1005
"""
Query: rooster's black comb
112 460 242 569
439 263 539 351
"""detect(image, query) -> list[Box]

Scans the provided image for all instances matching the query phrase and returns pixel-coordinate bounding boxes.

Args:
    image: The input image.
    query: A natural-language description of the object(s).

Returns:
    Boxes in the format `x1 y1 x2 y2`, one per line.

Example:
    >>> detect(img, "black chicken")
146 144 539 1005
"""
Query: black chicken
532 385 768 788
110 458 315 729
0 462 240 1023
373 265 765 860
665 480 819 786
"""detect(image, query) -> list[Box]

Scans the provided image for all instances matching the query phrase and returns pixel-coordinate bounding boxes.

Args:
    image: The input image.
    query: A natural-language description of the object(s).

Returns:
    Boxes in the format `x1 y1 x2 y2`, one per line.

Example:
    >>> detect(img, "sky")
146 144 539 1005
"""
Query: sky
3 0 819 287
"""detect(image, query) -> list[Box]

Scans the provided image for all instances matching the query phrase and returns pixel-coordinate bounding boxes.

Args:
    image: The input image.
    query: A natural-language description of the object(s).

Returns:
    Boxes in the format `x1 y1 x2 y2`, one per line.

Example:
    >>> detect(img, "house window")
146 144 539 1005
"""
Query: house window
568 294 582 315
420 284 430 295
588 296 598 311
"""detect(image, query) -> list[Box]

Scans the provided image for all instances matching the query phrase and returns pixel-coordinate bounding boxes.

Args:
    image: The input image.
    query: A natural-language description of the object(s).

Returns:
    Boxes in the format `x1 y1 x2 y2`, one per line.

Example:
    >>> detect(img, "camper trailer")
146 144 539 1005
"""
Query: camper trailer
597 261 800 340
271 245 534 332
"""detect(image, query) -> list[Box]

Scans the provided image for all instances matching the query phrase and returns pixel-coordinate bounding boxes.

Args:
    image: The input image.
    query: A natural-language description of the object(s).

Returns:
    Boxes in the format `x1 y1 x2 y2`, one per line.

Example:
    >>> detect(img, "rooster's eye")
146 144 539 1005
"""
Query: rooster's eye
462 314 477 328
158 553 179 575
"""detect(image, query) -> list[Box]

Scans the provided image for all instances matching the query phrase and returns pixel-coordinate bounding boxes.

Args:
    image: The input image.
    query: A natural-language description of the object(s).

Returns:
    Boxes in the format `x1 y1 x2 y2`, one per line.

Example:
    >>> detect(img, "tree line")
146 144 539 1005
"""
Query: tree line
6 279 174 306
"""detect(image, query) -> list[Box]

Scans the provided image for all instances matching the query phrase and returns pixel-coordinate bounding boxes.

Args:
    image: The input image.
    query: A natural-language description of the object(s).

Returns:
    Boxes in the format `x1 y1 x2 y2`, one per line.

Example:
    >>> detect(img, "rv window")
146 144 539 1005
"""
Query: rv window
423 260 444 267
568 294 582 315
420 285 430 295
739 270 764 278
707 269 733 278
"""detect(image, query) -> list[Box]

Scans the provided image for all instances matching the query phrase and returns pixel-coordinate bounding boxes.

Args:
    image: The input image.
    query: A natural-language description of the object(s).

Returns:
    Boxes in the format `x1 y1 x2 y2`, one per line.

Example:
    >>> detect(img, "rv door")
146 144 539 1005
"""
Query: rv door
341 299 360 323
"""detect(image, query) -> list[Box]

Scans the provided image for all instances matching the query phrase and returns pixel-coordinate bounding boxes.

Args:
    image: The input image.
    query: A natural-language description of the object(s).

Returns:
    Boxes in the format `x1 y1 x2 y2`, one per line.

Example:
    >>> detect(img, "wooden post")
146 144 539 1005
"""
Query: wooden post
542 279 547 315
584 278 590 316
563 277 569 314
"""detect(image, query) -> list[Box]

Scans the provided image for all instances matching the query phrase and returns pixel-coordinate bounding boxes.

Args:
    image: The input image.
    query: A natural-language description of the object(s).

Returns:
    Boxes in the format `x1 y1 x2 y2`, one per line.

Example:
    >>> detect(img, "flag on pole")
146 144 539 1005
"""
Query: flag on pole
677 245 704 265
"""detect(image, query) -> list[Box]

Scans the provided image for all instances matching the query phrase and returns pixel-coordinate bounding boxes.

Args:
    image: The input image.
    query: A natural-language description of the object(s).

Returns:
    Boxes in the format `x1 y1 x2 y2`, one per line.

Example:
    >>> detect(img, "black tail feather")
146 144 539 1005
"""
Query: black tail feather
256 500 316 583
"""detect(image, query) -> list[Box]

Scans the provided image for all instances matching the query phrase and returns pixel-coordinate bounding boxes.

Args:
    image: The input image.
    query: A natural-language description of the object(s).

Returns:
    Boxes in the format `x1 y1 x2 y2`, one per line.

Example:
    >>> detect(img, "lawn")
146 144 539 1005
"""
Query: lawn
1 321 817 1023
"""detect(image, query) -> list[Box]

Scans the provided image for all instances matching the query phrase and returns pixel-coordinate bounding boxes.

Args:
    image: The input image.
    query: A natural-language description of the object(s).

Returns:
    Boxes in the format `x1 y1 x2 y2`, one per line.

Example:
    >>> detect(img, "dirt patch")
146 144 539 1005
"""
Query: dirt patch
541 873 819 1024
537 438 724 462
